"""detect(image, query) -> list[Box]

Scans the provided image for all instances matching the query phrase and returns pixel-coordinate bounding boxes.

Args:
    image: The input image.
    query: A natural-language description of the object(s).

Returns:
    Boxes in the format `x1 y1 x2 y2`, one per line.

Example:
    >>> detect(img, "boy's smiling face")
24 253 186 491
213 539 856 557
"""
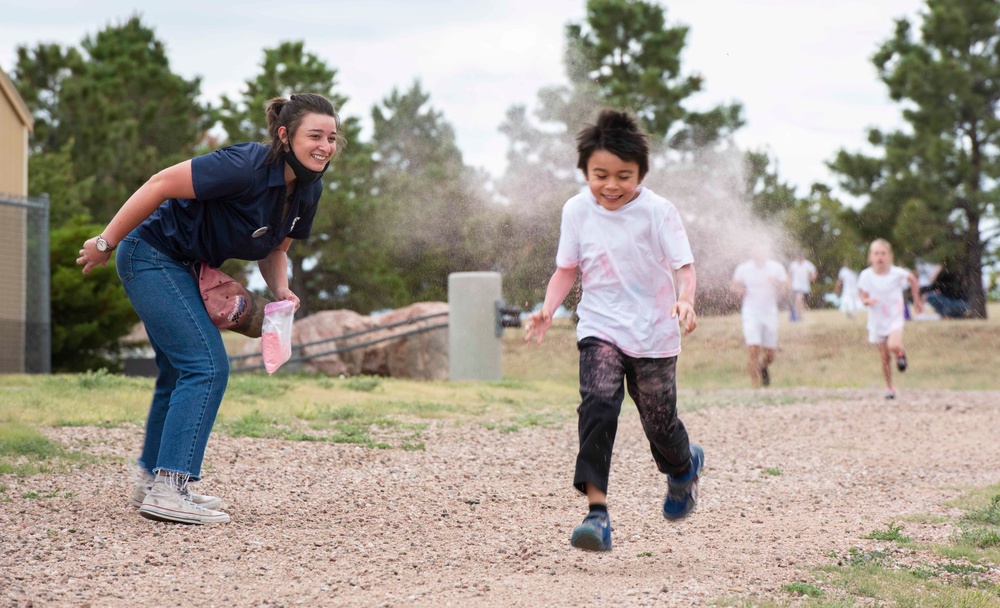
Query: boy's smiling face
585 149 641 211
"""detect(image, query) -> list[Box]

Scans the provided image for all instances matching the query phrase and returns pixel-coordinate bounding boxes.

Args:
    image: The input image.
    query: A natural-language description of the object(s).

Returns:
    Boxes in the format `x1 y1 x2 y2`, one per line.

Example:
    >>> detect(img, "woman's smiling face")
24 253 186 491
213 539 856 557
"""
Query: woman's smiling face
285 112 339 171
585 149 641 211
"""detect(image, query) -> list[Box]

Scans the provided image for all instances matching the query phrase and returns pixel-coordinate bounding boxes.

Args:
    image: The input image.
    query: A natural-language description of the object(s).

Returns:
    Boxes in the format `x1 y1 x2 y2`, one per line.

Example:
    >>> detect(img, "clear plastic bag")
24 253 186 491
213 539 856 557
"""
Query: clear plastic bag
261 301 295 375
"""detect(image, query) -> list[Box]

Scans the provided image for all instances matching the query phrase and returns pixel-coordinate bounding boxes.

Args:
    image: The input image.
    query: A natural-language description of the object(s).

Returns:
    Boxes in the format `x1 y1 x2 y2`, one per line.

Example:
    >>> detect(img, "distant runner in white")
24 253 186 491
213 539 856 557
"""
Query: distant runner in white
731 247 788 388
788 251 817 322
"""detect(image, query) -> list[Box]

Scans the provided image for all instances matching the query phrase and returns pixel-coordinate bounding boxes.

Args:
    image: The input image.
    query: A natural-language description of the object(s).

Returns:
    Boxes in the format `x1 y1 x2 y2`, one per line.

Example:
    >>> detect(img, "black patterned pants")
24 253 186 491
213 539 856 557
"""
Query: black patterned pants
574 337 692 495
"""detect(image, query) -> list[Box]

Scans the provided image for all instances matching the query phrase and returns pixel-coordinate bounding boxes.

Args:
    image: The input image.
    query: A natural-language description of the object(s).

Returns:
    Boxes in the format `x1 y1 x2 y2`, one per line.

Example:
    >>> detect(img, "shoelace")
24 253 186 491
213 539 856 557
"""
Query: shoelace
153 470 204 506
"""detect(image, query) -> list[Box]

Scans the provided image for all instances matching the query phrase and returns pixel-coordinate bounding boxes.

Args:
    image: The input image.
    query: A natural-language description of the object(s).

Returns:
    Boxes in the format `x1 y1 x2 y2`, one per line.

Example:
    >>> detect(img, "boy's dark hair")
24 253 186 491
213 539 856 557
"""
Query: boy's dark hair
576 109 650 180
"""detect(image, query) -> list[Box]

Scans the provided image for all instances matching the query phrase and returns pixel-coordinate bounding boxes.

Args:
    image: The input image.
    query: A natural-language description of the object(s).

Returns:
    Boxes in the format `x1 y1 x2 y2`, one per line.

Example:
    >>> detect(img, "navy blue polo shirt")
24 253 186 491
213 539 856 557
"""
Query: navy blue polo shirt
137 142 322 268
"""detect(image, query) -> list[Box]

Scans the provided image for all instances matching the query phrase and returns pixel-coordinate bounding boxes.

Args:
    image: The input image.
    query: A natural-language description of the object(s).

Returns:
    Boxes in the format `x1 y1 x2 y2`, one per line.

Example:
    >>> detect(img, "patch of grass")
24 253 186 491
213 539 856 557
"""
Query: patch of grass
958 526 1000 549
940 487 1000 558
628 305 1000 390
863 521 911 543
965 494 1000 526
809 484 1000 608
709 597 850 608
495 410 566 434
219 410 291 439
325 423 375 445
781 582 824 598
303 404 365 422
73 368 135 390
225 374 293 399
764 467 782 476
0 423 62 459
0 423 92 475
343 375 382 392
940 563 988 575
485 378 534 390
0 374 150 427
846 547 891 567
218 408 426 450
637 551 653 557
908 566 937 580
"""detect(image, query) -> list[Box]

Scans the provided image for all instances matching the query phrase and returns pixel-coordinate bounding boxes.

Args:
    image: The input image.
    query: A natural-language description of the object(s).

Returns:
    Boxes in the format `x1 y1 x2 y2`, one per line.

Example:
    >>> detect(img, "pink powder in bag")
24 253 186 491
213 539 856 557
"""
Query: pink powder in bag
261 331 291 374
261 300 295 374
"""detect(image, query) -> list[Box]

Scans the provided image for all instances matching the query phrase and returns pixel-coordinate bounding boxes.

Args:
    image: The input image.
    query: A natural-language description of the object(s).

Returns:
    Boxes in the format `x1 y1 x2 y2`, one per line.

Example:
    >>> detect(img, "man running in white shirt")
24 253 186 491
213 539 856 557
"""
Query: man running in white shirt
732 249 789 387
788 252 817 322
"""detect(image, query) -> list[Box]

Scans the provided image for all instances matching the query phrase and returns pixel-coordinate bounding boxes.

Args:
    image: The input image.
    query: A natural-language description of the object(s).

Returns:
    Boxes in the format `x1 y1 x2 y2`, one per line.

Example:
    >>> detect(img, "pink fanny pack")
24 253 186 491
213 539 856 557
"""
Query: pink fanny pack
197 263 267 338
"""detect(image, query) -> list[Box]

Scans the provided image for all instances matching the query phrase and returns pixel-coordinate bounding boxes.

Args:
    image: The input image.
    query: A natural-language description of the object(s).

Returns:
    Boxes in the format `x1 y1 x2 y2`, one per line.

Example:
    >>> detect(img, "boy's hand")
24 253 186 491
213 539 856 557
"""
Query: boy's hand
524 309 553 344
672 300 697 334
912 299 924 315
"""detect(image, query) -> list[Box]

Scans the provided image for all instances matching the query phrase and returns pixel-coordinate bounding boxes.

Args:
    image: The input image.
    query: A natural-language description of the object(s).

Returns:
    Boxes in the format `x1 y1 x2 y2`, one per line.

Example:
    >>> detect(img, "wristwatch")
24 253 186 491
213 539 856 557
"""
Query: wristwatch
96 236 116 252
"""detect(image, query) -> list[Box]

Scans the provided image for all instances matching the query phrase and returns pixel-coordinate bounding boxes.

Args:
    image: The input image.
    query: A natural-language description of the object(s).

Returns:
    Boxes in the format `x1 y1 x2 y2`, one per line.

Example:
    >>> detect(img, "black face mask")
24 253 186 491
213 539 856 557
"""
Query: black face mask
284 143 330 185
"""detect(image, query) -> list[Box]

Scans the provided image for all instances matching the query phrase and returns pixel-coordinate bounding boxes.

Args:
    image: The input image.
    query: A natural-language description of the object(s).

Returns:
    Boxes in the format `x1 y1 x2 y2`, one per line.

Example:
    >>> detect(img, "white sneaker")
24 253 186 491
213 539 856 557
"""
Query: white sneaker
138 472 231 525
129 466 222 510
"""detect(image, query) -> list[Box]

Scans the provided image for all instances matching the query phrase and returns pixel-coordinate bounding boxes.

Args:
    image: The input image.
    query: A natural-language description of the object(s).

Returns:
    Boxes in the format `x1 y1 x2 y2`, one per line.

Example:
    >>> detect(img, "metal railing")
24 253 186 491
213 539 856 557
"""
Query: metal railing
229 311 448 373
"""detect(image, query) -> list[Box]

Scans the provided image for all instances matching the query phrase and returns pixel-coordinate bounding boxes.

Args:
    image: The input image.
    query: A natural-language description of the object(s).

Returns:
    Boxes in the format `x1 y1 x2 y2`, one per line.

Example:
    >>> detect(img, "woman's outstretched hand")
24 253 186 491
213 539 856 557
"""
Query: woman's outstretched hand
77 237 113 275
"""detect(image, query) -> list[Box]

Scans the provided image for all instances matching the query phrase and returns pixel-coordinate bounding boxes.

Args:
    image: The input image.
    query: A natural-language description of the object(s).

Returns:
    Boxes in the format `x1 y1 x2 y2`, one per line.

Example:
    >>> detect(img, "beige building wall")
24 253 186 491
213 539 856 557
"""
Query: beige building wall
0 70 33 373
0 70 30 196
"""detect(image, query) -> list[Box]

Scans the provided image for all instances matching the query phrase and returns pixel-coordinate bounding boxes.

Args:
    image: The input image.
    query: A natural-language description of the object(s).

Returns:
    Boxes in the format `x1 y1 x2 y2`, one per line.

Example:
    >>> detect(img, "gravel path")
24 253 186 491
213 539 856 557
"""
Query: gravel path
3 388 999 607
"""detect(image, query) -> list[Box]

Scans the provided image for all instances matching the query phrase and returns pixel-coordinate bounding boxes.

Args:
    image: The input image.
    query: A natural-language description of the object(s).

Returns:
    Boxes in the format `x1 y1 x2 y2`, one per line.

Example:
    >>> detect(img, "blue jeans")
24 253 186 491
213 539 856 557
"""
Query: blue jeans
925 293 968 318
116 231 229 480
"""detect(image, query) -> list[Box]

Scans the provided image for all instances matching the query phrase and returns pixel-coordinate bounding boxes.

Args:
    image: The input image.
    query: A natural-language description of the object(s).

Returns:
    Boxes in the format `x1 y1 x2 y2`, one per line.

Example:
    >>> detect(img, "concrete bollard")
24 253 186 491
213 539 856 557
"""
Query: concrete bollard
448 272 502 381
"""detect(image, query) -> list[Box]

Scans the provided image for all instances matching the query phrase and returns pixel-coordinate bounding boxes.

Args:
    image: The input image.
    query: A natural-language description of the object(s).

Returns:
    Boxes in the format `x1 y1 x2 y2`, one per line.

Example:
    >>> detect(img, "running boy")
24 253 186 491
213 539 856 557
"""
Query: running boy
857 239 923 399
731 247 788 387
524 109 703 552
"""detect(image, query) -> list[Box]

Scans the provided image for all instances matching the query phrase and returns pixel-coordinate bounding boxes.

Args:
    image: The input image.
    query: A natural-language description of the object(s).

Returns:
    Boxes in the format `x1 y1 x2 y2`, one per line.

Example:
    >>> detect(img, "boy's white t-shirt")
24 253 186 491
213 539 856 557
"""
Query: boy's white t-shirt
837 267 858 293
837 266 861 310
733 259 788 317
555 186 694 358
788 259 817 292
857 265 910 340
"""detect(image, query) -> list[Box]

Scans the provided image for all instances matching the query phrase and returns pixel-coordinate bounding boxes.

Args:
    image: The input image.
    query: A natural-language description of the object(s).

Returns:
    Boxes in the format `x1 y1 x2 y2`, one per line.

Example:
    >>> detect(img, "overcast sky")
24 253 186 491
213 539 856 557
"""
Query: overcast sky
0 0 924 195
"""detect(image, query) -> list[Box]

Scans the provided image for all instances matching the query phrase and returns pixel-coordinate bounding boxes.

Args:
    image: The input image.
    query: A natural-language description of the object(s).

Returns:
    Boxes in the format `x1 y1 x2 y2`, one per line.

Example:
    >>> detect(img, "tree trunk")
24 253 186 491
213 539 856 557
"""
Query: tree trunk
964 126 988 319
963 222 988 319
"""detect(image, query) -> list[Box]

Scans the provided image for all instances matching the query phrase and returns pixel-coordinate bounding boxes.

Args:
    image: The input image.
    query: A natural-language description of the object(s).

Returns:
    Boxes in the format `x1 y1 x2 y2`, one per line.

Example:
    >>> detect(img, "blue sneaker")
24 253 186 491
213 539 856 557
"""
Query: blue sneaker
663 444 704 520
570 509 612 552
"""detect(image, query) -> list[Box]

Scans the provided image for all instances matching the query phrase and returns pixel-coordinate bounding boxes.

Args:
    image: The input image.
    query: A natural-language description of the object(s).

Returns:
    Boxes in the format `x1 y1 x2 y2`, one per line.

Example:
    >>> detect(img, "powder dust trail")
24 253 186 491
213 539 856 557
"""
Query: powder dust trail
646 146 792 309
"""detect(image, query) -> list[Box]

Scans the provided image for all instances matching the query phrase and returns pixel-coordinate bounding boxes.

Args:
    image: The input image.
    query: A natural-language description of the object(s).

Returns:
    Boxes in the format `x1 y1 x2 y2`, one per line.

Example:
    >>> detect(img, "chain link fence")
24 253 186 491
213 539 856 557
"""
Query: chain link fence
0 193 50 373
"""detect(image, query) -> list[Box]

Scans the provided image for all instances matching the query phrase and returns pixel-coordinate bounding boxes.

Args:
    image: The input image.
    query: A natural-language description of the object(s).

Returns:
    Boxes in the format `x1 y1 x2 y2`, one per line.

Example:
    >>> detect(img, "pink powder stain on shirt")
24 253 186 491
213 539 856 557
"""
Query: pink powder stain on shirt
262 331 291 375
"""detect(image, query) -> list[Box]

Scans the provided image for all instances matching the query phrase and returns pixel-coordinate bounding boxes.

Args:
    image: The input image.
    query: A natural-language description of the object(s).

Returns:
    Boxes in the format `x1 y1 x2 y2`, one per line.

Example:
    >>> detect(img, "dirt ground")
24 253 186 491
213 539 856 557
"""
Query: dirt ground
3 388 1000 607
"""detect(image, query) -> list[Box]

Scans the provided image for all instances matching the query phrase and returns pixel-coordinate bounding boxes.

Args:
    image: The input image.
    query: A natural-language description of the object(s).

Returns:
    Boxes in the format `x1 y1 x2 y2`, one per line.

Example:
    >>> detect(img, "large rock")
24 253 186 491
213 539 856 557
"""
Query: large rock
356 302 449 380
236 302 449 379
297 309 375 376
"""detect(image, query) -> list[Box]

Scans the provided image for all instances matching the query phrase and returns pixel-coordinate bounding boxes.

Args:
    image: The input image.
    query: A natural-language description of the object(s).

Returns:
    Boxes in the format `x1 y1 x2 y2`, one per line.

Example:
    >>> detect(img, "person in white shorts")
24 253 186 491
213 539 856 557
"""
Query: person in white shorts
731 249 788 387
857 239 923 399
835 263 861 318
788 252 817 322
